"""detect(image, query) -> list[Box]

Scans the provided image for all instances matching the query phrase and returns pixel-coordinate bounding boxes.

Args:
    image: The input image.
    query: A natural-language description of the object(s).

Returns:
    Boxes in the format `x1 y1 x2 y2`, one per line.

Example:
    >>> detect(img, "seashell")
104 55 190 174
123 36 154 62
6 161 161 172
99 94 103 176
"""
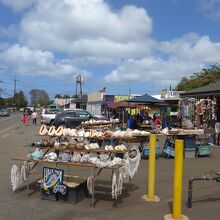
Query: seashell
39 124 48 135
77 130 85 137
68 129 77 137
63 128 70 136
85 131 90 138
55 126 64 136
48 126 56 136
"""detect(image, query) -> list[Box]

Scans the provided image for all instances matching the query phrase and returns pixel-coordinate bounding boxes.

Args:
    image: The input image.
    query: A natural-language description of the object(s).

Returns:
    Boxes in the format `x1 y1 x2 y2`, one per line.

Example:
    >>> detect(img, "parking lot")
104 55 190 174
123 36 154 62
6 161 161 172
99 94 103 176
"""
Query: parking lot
0 114 220 220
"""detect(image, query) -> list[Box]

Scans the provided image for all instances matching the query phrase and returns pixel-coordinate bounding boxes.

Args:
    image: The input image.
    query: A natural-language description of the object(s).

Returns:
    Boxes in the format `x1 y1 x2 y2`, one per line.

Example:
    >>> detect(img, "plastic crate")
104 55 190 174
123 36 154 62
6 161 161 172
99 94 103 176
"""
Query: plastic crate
58 176 87 204
196 144 212 156
142 145 160 159
184 148 196 159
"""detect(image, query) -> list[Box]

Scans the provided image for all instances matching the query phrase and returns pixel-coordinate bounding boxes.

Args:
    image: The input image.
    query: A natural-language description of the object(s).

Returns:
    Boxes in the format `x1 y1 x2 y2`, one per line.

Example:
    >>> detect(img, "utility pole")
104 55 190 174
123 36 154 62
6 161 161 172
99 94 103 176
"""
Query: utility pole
0 66 3 98
0 81 2 98
128 88 131 115
13 76 18 107
75 75 83 98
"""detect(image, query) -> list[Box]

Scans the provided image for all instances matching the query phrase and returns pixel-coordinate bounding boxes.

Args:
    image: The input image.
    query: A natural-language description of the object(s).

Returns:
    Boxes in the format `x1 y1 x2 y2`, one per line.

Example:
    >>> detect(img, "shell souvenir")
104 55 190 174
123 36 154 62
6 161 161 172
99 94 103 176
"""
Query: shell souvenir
68 129 77 137
63 128 70 136
77 130 85 137
48 126 56 136
55 126 64 136
39 124 48 136
85 131 90 138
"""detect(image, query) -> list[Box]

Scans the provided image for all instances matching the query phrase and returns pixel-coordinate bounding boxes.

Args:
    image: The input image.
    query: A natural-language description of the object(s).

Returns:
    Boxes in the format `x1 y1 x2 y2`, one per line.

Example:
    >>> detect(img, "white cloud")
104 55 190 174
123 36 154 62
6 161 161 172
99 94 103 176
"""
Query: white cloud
104 56 204 88
0 0 36 12
159 33 220 63
105 33 220 89
0 44 91 79
19 0 153 63
197 0 220 20
1 0 220 92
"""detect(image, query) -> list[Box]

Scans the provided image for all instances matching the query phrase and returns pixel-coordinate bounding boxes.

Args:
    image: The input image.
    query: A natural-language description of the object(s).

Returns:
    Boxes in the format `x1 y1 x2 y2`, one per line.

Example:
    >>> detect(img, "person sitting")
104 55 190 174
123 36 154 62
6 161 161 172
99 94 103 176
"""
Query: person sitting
149 117 155 130
154 115 161 126
127 115 138 129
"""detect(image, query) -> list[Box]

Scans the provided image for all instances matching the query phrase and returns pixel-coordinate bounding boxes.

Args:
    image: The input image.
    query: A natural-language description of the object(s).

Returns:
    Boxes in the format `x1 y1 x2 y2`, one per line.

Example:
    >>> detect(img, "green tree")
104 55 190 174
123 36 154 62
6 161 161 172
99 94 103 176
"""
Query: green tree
175 64 220 91
15 90 28 108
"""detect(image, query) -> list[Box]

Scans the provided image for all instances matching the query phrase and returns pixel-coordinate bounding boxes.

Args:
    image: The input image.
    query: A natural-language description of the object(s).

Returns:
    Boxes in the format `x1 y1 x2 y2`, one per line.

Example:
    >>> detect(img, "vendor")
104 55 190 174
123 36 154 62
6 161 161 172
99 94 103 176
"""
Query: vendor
127 115 138 129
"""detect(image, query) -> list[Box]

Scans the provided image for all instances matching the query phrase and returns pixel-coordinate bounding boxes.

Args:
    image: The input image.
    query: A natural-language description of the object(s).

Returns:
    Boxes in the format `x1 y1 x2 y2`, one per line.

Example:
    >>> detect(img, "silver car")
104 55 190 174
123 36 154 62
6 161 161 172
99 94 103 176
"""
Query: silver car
40 109 60 125
0 109 10 117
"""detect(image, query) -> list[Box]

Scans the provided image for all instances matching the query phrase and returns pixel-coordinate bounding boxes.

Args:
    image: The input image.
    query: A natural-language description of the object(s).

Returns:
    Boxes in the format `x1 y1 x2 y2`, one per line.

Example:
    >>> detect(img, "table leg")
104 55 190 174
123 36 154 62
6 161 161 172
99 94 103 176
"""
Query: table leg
26 161 29 197
91 167 95 208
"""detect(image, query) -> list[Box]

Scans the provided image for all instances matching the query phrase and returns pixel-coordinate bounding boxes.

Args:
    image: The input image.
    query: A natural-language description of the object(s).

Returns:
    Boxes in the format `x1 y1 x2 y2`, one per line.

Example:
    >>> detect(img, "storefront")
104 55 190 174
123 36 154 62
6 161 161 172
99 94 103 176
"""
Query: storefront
180 80 220 130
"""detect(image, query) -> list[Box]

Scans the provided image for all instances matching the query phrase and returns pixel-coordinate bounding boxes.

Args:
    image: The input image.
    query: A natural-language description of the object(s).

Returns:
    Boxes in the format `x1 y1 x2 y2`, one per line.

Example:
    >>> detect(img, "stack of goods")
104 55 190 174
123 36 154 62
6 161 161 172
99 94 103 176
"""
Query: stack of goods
112 129 149 138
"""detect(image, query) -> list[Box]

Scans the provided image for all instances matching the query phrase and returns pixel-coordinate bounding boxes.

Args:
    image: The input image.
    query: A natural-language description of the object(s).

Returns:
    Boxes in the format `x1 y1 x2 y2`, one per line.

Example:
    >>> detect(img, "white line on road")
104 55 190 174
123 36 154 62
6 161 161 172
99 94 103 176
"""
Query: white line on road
0 125 17 134
0 115 20 122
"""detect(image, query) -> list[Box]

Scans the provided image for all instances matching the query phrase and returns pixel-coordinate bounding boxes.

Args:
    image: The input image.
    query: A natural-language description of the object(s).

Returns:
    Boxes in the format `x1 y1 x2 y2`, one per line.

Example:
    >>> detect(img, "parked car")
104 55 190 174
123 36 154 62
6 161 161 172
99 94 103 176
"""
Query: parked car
40 109 60 125
19 107 24 112
0 109 10 117
52 109 105 128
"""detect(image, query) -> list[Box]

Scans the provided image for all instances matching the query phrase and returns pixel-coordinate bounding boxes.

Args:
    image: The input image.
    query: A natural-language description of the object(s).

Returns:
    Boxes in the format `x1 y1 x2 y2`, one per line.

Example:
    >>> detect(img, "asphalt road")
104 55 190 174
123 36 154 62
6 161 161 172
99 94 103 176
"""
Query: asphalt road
0 115 220 220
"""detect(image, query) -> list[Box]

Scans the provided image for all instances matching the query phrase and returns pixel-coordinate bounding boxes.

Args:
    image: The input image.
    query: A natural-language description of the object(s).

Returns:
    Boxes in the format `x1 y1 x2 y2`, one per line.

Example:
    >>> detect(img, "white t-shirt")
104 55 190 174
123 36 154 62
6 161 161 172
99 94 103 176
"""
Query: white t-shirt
31 112 37 119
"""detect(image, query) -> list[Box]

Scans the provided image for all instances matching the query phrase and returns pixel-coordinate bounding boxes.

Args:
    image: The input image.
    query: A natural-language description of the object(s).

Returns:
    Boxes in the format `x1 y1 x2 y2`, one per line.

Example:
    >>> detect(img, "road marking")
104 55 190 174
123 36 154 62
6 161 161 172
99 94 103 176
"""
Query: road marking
0 114 20 122
0 125 17 134
1 134 10 138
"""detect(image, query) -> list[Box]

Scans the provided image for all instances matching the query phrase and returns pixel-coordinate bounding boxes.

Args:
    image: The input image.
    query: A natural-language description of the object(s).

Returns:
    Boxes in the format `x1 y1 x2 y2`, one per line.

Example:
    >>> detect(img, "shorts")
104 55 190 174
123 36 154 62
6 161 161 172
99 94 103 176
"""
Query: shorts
215 122 220 133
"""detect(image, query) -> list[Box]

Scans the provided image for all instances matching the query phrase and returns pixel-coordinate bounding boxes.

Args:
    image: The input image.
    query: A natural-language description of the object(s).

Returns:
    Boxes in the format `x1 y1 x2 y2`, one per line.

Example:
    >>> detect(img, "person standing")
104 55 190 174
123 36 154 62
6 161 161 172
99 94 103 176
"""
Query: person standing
31 110 38 125
215 109 220 145
23 109 29 126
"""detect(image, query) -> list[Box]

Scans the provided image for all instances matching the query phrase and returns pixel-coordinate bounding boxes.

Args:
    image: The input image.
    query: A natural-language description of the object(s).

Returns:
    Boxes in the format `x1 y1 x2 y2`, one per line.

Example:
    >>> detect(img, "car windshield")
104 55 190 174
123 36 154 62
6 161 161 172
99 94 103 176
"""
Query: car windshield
0 109 8 112
45 109 59 114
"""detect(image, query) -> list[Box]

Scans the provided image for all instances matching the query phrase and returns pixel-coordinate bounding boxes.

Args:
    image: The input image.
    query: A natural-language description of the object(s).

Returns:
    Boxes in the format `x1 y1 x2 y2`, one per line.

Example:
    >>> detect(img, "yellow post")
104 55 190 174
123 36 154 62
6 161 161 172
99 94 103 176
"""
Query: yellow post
143 134 160 202
164 139 189 220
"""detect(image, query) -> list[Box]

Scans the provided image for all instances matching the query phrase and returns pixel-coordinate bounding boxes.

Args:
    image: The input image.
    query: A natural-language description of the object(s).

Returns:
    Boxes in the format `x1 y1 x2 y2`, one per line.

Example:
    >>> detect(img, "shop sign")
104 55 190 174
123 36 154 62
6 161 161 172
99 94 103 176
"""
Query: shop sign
114 95 135 102
40 167 67 195
161 89 168 99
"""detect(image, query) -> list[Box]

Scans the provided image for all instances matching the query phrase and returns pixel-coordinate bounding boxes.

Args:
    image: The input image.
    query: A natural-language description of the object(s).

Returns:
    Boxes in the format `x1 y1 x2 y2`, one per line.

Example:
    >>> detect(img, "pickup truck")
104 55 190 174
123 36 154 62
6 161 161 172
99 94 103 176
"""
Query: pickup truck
40 109 60 125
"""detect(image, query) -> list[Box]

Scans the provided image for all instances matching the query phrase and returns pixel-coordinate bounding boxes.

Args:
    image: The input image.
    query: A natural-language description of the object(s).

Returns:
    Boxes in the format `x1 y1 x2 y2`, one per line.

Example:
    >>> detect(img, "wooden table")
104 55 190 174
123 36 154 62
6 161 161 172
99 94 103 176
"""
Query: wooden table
11 157 123 208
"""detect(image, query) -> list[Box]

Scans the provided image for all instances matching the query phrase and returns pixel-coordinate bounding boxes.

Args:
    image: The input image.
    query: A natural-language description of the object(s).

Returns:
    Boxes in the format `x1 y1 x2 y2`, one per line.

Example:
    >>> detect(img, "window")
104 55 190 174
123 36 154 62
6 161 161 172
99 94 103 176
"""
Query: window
66 112 77 117
78 111 91 119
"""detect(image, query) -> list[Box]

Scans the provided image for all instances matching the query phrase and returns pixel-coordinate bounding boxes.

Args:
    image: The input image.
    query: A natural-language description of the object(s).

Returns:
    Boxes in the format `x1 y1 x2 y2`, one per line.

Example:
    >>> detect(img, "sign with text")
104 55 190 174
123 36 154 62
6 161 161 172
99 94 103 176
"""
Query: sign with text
40 167 67 195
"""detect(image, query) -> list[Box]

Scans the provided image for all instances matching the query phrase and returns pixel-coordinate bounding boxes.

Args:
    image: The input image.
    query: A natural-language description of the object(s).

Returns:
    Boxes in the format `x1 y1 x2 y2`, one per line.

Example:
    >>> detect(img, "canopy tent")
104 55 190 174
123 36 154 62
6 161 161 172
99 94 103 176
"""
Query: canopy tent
127 93 164 105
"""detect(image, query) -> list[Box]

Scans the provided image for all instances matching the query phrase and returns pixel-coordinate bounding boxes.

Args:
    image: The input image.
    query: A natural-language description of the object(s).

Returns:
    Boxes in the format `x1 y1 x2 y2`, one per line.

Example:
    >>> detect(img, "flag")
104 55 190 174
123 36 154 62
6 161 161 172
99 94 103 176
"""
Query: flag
99 87 107 93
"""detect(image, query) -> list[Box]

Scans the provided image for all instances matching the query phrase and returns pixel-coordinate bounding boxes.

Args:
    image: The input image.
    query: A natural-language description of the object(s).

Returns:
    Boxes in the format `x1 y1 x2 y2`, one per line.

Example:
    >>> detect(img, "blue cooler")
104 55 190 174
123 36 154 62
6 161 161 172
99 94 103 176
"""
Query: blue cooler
142 145 160 159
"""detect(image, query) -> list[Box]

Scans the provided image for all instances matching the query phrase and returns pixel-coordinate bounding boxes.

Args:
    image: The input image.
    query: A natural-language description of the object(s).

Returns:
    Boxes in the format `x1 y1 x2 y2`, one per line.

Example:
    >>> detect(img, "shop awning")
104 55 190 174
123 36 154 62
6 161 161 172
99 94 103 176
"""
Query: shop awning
107 101 143 109
180 80 220 97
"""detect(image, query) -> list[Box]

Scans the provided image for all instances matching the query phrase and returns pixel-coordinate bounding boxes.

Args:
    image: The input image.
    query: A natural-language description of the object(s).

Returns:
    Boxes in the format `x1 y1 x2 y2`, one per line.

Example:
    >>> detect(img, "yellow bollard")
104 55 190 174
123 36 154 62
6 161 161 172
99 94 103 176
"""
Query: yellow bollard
143 134 160 202
164 139 189 220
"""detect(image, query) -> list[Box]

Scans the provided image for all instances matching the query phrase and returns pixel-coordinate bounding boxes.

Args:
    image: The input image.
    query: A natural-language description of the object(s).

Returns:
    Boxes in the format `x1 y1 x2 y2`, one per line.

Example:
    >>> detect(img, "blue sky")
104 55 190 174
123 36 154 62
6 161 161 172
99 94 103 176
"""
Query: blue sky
1 0 220 100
